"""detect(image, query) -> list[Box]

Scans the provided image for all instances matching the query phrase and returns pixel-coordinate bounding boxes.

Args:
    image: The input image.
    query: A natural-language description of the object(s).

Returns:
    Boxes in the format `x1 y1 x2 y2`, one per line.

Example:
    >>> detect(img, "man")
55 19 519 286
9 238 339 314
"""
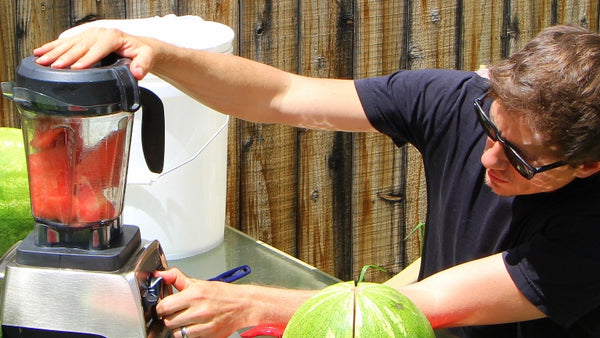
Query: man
34 24 600 337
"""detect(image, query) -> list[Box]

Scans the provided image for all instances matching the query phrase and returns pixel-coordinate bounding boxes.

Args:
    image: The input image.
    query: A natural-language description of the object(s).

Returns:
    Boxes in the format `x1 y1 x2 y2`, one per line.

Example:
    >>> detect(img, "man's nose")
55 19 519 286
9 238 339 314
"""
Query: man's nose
481 138 510 169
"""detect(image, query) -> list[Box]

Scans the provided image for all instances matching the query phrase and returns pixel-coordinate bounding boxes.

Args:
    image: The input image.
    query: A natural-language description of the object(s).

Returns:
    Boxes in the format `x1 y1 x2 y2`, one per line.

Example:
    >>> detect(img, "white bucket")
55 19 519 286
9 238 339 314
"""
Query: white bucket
125 77 229 259
60 15 234 259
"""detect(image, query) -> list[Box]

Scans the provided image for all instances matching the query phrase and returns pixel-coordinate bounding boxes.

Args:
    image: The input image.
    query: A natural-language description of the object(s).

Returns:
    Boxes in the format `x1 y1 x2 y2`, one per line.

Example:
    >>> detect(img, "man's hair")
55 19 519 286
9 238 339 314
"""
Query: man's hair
488 24 600 166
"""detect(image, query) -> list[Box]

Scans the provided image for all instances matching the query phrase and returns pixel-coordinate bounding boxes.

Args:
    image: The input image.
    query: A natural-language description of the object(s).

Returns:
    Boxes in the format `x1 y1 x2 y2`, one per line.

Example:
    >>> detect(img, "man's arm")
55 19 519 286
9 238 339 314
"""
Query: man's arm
388 252 546 329
153 268 318 337
34 27 375 132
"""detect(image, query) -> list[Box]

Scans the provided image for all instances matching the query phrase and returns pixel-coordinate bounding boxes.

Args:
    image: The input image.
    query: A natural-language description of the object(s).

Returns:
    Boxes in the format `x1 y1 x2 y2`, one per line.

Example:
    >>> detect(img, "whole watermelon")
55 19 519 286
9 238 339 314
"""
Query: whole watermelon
0 127 33 255
283 280 434 338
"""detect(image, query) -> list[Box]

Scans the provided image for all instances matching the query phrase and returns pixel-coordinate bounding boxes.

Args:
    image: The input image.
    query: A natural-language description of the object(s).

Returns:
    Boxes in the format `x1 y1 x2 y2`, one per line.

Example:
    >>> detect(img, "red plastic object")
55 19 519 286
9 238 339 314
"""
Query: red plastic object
240 323 287 338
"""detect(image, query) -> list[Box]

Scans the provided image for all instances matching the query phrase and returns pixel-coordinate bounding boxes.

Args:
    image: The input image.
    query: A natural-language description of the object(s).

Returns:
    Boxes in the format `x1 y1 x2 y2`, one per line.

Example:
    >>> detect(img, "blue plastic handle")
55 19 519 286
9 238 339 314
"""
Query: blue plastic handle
208 265 251 283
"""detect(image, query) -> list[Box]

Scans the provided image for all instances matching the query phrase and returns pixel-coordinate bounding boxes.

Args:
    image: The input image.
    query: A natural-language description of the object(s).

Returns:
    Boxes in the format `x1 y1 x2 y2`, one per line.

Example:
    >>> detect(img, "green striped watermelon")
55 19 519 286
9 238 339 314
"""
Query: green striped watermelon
283 280 434 338
0 127 33 255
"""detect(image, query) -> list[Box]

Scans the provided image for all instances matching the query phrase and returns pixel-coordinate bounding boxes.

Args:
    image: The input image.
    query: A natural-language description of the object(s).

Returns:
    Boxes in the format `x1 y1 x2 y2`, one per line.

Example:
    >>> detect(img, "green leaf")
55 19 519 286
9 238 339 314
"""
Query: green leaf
358 265 387 284
404 222 425 241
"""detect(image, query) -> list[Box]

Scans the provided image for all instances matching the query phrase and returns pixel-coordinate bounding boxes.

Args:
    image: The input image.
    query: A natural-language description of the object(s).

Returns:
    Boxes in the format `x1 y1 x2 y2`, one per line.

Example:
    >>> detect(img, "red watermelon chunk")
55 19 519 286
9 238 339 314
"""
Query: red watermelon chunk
27 119 124 226
71 177 117 225
28 146 73 224
30 125 69 150
76 128 127 191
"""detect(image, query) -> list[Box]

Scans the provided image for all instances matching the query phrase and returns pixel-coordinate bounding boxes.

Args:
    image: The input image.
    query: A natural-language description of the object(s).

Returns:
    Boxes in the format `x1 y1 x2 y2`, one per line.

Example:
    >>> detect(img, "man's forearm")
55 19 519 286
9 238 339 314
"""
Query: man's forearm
148 38 373 132
242 285 318 326
147 38 294 124
393 253 545 329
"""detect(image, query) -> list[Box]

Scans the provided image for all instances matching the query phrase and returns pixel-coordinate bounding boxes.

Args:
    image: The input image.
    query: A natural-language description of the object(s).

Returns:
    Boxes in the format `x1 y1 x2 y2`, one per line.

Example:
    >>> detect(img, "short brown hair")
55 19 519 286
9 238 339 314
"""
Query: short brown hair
488 24 600 165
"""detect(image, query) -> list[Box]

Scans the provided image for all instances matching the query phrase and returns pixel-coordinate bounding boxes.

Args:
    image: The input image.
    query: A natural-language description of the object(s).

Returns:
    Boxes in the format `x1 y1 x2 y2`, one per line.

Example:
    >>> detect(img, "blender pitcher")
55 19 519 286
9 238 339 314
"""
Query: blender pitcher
2 55 164 250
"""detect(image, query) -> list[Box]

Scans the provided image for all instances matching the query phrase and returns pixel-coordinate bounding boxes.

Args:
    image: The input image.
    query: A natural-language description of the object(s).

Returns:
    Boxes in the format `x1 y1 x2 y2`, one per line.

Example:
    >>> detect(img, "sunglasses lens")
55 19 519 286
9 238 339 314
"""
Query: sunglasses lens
505 147 534 179
483 123 497 140
475 102 497 140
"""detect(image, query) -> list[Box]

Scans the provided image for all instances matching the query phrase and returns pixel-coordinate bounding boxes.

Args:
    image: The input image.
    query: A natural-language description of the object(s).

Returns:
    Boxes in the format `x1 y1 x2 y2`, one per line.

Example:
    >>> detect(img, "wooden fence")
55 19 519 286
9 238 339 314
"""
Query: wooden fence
1 0 598 282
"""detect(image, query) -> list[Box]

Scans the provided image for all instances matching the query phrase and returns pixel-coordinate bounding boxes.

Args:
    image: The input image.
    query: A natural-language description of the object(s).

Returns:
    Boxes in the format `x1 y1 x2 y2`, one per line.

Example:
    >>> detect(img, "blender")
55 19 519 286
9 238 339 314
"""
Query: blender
0 55 171 337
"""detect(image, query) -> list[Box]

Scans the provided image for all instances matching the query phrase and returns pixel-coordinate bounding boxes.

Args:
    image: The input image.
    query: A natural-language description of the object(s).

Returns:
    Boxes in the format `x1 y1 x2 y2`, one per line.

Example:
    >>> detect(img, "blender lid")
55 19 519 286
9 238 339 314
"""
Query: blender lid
8 54 140 115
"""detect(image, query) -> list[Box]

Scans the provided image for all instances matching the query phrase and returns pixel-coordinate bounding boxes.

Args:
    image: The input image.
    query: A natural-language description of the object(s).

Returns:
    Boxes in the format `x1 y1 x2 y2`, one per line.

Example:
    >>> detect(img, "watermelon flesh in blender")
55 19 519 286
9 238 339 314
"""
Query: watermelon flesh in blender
25 117 127 227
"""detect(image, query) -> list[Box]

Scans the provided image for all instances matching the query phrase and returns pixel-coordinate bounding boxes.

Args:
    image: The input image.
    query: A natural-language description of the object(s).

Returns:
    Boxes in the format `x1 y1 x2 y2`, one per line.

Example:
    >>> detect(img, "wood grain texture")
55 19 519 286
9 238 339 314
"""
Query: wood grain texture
461 0 505 68
556 0 599 29
352 0 407 283
296 0 355 279
71 0 126 24
125 0 177 18
234 1 300 258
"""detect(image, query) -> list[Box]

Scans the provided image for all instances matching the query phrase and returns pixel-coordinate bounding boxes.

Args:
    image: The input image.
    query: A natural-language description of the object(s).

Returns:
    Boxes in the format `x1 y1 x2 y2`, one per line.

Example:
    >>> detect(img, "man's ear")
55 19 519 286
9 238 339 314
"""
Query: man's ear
575 161 600 178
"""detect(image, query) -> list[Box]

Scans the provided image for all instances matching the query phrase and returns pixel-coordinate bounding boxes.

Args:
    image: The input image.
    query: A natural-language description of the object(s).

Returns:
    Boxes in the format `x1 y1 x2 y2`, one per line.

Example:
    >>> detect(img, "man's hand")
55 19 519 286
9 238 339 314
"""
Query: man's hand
33 27 156 80
154 268 252 338
153 268 317 338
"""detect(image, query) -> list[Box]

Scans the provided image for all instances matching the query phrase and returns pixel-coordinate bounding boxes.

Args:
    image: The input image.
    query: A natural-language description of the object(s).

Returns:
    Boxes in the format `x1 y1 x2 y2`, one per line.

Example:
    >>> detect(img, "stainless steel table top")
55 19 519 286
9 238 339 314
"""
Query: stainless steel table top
169 227 456 338
170 226 340 288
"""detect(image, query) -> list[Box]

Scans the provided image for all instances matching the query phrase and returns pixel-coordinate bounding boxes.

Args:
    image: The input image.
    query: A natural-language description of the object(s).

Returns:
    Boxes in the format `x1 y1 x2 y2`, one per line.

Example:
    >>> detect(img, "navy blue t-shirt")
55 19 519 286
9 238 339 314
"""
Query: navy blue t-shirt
354 69 600 337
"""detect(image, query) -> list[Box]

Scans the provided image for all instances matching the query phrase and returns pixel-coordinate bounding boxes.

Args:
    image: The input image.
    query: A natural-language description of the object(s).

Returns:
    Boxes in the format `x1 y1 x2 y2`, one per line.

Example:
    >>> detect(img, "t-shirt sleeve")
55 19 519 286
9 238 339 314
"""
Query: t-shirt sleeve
353 69 487 153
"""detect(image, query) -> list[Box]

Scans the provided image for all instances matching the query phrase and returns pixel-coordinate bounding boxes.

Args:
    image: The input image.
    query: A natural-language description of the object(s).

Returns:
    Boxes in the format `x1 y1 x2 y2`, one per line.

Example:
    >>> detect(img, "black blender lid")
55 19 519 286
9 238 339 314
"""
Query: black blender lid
10 54 140 114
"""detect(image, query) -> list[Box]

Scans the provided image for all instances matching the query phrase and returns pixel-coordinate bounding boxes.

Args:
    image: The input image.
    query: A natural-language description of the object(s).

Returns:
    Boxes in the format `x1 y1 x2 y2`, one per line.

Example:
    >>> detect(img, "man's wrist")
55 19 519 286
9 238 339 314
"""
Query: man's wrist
241 285 317 327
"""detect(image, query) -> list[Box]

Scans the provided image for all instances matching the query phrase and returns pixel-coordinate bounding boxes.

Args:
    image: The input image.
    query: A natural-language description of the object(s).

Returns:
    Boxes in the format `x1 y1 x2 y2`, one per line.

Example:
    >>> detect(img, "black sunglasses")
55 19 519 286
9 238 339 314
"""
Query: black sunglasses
473 94 566 179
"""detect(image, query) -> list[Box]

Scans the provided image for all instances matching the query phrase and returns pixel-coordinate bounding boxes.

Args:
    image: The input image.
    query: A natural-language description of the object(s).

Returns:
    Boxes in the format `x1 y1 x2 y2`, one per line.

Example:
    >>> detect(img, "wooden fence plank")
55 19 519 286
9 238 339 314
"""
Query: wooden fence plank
404 0 459 269
125 0 177 18
507 0 554 53
354 0 405 77
352 0 407 283
16 1 70 63
410 0 459 70
71 0 126 24
556 0 599 28
297 0 355 279
0 0 17 127
234 1 300 257
178 0 238 30
460 0 506 69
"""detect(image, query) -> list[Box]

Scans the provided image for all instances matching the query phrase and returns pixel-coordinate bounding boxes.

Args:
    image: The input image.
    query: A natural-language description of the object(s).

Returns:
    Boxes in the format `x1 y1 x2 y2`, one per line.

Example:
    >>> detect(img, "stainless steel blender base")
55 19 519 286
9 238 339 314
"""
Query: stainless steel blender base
1 236 171 338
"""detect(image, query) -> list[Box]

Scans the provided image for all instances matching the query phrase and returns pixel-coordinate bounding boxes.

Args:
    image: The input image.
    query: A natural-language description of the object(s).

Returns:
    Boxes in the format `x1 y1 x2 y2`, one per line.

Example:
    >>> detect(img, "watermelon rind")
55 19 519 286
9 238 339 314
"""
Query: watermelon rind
283 281 355 338
283 280 435 338
355 283 435 337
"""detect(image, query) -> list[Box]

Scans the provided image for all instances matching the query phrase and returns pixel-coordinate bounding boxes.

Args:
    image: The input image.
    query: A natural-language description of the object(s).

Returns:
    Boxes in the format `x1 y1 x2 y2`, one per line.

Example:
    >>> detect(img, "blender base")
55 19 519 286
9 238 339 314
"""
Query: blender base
1 225 171 338
33 218 122 251
16 224 141 271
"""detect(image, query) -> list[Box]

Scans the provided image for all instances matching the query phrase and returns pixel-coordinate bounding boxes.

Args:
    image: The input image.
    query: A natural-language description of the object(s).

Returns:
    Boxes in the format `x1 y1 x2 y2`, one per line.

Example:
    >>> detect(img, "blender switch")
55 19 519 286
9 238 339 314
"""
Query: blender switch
142 276 163 310
148 276 163 293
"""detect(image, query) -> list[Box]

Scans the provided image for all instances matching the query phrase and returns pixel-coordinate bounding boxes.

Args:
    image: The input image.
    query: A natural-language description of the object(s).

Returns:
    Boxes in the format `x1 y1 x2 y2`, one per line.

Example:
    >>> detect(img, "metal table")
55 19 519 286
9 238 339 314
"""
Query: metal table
170 226 340 337
170 226 339 288
170 226 455 338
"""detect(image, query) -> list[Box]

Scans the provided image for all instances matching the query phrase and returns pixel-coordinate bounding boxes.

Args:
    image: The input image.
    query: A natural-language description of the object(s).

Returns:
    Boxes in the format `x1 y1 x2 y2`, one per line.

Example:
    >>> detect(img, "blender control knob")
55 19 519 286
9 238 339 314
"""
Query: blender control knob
142 276 163 310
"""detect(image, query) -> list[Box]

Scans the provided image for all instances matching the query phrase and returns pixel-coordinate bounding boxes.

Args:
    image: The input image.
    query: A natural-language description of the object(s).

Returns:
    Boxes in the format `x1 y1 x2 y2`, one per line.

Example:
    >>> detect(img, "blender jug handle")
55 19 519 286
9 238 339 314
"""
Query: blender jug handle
139 87 165 174
110 57 165 174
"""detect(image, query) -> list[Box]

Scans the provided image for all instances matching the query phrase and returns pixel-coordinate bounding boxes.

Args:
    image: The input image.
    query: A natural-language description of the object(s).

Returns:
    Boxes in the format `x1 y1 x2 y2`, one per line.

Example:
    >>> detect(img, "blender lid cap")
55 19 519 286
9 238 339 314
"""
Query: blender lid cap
10 55 140 114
